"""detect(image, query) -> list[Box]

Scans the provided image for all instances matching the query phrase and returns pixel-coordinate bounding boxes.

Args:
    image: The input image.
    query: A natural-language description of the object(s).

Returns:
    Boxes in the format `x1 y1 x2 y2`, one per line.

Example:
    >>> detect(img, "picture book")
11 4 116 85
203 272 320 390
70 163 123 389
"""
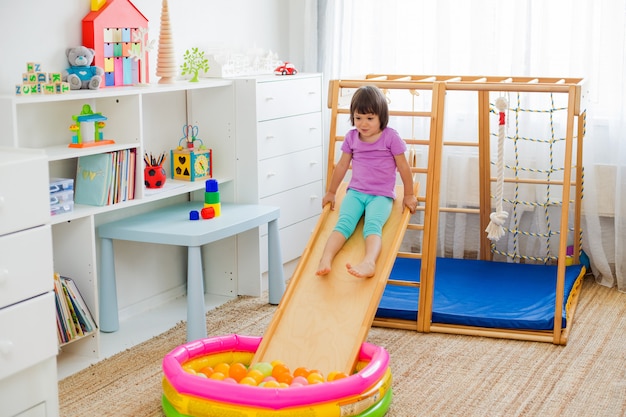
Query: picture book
75 153 113 206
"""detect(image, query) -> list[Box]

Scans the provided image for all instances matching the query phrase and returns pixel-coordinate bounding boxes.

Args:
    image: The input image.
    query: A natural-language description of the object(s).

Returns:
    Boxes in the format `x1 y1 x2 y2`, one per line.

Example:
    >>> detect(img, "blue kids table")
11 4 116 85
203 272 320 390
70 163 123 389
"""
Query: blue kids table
98 202 285 341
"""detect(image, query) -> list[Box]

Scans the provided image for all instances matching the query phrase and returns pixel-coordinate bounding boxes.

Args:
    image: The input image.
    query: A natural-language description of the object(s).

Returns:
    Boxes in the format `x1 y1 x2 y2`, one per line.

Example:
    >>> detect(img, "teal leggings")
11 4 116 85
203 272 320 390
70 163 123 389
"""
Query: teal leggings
334 189 393 240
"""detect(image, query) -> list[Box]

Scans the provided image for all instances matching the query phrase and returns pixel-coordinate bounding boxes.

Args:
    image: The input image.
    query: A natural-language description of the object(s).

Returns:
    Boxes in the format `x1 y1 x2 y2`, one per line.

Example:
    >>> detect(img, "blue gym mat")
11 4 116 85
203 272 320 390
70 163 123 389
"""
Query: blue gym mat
376 257 585 330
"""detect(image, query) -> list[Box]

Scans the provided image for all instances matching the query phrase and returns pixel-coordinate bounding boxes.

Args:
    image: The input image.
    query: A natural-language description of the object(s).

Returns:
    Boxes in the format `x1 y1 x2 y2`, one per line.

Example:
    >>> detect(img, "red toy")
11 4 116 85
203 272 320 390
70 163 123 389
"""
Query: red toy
274 62 298 75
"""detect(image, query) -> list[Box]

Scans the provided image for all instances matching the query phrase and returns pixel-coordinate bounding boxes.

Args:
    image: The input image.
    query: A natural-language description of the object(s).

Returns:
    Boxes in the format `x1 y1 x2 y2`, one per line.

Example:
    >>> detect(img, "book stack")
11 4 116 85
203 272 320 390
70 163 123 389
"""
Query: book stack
53 273 97 345
74 149 136 206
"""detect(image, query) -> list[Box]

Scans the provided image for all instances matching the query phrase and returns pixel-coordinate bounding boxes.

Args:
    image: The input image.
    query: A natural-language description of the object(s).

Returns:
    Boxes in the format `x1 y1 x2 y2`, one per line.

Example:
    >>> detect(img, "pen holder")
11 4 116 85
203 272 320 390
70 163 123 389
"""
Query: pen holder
144 165 166 189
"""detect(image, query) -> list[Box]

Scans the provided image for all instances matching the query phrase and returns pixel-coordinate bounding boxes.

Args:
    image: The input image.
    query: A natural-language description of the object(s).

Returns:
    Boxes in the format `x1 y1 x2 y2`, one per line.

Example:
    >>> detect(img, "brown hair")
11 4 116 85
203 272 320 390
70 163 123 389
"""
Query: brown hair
349 85 389 129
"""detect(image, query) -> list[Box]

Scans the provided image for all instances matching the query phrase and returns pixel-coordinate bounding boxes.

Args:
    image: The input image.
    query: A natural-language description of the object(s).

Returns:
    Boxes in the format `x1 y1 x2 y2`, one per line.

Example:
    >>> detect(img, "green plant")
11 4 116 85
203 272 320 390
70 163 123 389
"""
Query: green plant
180 47 210 82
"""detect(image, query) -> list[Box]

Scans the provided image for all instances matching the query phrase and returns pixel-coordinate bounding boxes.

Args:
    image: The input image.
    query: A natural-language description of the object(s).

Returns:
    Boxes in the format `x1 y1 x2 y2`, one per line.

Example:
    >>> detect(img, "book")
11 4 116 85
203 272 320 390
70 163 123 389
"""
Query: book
75 153 113 206
61 276 97 334
53 273 74 342
53 273 98 345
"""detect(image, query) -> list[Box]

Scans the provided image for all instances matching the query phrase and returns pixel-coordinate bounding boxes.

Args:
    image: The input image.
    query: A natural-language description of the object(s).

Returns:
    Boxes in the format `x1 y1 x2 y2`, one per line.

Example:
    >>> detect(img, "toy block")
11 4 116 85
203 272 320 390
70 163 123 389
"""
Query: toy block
26 73 37 83
56 82 71 94
204 191 220 205
203 202 221 217
205 179 219 192
15 85 23 95
20 84 34 95
43 84 56 94
49 73 62 83
36 72 48 83
26 62 41 73
200 206 215 219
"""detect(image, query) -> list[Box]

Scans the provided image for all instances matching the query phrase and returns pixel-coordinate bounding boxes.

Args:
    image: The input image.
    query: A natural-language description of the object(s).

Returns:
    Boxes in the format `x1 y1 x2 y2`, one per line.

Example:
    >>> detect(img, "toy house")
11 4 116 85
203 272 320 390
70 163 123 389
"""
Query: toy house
82 0 149 86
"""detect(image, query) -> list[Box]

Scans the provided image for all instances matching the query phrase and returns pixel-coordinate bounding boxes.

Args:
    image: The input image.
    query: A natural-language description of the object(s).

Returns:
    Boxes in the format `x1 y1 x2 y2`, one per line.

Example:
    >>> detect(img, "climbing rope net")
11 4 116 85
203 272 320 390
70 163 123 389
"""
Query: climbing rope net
488 91 584 264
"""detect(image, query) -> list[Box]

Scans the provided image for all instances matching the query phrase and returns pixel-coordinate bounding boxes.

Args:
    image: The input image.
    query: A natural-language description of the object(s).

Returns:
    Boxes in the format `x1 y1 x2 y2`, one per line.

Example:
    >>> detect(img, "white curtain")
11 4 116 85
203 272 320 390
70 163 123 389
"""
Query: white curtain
317 0 626 291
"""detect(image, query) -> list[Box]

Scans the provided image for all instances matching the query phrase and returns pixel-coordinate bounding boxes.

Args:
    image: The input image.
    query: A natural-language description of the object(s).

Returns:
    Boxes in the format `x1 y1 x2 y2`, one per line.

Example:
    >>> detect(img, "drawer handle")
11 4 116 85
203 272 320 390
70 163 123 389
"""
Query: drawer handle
310 195 319 200
308 91 317 95
309 160 318 165
265 135 275 140
267 171 276 177
265 96 275 102
0 340 13 356
0 268 7 285
0 194 5 208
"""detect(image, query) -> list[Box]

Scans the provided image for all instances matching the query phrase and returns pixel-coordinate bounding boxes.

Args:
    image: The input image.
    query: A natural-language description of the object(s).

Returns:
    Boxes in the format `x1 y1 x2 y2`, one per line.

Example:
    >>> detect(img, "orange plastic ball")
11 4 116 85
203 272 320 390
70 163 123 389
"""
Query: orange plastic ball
271 364 291 379
213 362 230 376
293 367 311 378
199 366 214 378
228 362 248 382
275 372 294 385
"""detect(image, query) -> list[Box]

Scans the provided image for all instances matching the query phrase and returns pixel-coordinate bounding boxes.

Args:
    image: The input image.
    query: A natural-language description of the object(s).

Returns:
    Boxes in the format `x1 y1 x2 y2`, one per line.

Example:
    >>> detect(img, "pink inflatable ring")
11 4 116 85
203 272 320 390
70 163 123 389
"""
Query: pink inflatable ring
162 334 392 416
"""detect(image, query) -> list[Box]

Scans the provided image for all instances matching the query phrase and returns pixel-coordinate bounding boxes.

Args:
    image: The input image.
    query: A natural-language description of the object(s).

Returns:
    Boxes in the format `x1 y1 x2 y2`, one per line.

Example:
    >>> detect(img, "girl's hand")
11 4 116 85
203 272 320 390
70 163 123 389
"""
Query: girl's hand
404 194 417 214
322 192 336 210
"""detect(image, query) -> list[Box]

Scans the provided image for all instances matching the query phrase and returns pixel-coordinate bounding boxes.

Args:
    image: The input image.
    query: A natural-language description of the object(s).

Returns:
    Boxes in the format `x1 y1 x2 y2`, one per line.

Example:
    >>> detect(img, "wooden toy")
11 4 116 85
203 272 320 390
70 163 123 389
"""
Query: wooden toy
82 0 150 87
15 63 70 96
156 0 177 84
170 124 212 181
170 148 212 181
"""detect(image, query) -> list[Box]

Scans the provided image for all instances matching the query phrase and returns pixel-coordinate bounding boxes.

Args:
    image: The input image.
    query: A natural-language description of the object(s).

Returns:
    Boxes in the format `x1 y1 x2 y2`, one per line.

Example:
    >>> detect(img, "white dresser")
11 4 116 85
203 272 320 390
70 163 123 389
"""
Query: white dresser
0 148 59 417
235 74 324 271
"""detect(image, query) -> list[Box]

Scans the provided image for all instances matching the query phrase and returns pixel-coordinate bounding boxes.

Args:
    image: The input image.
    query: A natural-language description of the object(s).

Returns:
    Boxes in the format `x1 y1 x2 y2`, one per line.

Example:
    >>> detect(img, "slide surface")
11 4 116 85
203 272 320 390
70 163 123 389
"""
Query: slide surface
252 182 414 376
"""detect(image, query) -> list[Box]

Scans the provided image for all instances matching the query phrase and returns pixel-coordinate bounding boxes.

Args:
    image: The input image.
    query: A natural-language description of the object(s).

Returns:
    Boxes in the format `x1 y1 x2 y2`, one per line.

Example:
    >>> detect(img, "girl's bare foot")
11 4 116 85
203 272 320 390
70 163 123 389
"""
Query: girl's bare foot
346 260 376 278
316 259 332 276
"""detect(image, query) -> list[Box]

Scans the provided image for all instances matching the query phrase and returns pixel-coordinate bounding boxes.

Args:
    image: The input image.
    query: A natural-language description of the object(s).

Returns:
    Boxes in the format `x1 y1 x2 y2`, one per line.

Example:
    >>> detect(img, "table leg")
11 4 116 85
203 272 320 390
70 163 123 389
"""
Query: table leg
267 218 286 305
186 246 207 341
99 237 119 332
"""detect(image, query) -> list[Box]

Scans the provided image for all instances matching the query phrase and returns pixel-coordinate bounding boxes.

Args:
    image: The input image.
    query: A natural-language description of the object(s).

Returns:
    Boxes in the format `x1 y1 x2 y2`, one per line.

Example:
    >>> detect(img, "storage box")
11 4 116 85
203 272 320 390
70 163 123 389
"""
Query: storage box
51 201 74 216
49 177 74 193
50 178 74 215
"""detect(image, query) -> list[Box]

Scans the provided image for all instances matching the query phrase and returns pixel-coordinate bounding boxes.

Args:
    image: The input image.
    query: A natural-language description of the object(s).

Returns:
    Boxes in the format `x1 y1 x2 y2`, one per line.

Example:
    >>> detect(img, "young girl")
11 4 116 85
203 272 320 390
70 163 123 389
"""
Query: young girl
316 85 417 278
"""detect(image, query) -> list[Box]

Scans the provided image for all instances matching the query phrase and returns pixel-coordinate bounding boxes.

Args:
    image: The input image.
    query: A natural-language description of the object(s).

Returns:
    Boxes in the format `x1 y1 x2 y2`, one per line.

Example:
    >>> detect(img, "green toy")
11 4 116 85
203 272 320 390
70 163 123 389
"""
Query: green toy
180 47 210 82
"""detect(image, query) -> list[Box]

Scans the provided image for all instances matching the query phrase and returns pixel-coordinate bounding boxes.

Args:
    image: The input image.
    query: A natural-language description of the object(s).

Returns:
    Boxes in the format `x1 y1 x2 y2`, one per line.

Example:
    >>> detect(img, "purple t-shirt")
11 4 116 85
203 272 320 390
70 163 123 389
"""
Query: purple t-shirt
341 127 406 199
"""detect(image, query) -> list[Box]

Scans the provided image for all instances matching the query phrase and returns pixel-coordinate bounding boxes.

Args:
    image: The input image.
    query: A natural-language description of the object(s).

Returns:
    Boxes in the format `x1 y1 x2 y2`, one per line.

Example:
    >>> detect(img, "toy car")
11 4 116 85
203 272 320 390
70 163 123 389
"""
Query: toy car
274 62 298 75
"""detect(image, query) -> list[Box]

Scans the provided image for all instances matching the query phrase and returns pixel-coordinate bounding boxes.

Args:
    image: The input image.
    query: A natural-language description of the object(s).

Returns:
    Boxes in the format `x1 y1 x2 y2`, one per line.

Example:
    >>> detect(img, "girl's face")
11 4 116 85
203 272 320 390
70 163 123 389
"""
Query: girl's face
353 112 381 141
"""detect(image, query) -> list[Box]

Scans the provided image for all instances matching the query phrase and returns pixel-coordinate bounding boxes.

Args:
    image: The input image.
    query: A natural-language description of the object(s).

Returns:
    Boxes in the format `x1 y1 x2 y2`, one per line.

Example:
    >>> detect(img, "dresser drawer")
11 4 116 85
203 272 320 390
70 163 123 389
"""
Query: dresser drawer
0 225 53 308
258 147 323 198
0 152 49 236
257 112 322 160
260 181 323 229
256 76 321 121
0 292 57 379
261 216 319 269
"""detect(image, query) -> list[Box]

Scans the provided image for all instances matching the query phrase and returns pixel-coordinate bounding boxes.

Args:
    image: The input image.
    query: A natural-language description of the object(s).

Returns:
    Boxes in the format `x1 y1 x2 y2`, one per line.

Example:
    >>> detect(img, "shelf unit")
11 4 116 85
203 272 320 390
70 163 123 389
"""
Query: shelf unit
0 80 239 376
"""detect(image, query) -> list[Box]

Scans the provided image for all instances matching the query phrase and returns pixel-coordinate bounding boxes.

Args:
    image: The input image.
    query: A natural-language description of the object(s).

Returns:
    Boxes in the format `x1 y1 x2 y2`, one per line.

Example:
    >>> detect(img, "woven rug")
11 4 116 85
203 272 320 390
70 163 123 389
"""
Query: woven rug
59 275 626 417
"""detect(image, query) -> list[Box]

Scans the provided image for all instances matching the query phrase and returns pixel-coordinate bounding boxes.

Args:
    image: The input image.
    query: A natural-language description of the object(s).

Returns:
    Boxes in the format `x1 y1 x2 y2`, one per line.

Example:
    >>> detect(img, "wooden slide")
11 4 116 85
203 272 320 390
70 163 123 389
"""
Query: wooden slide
252 182 415 376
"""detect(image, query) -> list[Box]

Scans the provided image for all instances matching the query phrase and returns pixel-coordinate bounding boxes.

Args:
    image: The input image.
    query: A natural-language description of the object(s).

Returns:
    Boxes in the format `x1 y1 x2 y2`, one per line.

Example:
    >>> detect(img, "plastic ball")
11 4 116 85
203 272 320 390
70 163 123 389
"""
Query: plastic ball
250 362 273 378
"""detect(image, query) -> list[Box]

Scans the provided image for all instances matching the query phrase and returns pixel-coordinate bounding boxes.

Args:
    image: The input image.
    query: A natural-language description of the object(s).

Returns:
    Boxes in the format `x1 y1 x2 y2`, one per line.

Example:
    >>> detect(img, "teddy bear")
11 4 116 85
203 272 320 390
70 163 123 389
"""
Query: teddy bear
63 46 104 90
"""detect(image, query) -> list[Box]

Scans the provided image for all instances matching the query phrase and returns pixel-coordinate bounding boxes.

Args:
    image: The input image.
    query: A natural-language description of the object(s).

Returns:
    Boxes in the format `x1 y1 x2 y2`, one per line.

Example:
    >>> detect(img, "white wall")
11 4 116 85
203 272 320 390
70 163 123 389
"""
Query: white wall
0 0 300 94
